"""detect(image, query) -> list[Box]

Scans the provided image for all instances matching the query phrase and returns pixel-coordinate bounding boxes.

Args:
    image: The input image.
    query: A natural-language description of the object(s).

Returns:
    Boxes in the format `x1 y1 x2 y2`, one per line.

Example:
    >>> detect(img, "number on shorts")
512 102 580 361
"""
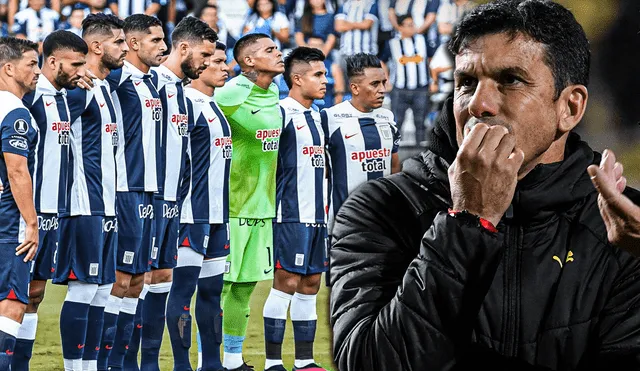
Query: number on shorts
266 246 272 267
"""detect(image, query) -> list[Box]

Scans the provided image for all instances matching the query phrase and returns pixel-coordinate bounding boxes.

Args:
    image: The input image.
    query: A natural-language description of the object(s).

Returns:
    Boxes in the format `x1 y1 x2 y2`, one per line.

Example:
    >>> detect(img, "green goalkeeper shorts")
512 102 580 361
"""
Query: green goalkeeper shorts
224 218 274 282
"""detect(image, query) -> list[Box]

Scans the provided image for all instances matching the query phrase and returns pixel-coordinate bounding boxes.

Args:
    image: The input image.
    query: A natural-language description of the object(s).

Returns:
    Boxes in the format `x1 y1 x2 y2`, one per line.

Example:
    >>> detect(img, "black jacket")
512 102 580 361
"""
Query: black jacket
329 98 640 371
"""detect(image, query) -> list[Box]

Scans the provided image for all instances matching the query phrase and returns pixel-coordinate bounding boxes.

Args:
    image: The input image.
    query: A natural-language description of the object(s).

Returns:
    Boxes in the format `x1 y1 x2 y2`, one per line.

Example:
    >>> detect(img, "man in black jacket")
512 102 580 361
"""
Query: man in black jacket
329 1 640 370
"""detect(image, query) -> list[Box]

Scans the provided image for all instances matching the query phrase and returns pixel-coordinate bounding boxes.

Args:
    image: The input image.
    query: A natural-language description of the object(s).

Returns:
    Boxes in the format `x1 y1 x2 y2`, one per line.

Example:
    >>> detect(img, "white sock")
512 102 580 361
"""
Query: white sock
223 352 244 369
0 316 21 337
263 288 292 368
63 358 83 371
16 313 38 340
120 297 139 315
291 293 318 368
104 295 122 315
82 359 97 371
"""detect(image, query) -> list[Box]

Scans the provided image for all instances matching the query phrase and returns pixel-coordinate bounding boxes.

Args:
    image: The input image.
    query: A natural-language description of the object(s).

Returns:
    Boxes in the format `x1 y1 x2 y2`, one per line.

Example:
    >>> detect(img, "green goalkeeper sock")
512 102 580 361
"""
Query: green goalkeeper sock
222 281 257 338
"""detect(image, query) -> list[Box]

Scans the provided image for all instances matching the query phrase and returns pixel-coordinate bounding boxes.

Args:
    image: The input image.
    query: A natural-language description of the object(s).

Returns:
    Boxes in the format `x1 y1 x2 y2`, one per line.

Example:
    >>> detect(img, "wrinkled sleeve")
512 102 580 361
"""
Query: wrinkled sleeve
330 179 504 371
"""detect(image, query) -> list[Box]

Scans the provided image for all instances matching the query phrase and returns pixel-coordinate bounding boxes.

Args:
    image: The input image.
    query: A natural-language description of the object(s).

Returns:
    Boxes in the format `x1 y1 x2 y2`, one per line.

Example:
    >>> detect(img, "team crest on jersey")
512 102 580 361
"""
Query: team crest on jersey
255 128 281 152
171 114 189 137
105 123 118 146
379 124 393 140
52 121 71 146
302 145 324 168
214 136 233 159
351 148 391 173
14 118 29 134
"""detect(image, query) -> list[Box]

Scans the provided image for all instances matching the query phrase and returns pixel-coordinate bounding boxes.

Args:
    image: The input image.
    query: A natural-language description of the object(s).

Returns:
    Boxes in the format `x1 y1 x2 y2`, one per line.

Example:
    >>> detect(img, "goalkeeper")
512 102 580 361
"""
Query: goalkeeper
214 33 285 371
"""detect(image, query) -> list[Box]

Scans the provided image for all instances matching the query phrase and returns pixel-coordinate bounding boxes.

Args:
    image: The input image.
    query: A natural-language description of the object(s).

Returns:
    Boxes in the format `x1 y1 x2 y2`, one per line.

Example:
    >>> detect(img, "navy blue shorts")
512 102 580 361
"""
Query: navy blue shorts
179 223 229 259
152 198 179 269
116 192 155 274
32 213 59 281
53 215 117 285
0 243 31 304
273 223 328 275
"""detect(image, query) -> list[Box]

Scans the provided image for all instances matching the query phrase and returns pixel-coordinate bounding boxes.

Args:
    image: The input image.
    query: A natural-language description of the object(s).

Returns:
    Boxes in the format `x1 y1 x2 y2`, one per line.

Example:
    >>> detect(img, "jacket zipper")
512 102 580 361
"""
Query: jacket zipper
503 200 521 357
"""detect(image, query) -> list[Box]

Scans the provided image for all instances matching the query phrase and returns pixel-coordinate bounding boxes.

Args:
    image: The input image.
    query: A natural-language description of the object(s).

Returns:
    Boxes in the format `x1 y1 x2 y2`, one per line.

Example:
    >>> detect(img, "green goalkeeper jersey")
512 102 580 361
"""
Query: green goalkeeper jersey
215 74 282 219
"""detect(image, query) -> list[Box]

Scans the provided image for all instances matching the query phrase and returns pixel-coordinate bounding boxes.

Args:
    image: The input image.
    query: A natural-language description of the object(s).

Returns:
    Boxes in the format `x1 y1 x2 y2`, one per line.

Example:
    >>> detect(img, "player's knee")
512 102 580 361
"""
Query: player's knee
113 276 132 295
275 271 300 294
299 274 322 294
151 268 173 284
0 299 27 322
126 276 145 297
27 286 46 309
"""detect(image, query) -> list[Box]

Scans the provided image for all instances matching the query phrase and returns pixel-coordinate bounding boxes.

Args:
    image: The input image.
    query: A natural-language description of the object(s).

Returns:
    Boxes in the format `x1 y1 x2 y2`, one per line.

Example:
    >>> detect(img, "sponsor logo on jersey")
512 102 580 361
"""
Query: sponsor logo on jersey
138 204 154 219
9 138 28 150
255 128 280 152
302 145 325 168
398 55 424 65
52 121 71 146
102 219 118 232
105 123 118 146
333 113 353 118
351 148 391 173
38 215 59 231
163 203 179 219
238 219 267 227
171 114 189 137
14 119 29 134
214 136 232 159
145 98 163 122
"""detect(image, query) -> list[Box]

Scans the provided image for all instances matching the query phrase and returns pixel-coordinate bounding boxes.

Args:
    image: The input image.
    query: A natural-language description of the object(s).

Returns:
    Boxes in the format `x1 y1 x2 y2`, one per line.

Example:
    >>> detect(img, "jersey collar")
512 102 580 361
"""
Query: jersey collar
36 74 66 96
124 60 153 80
186 86 215 102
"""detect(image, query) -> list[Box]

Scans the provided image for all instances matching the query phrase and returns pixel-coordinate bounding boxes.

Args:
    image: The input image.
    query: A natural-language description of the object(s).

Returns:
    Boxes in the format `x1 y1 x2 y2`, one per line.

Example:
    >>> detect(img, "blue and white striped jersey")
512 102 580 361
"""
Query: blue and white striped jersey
181 87 232 224
107 61 161 193
389 34 430 89
0 91 39 243
276 97 326 224
335 0 379 56
117 0 164 18
23 76 71 214
64 78 118 217
321 101 399 232
12 7 60 43
151 64 190 202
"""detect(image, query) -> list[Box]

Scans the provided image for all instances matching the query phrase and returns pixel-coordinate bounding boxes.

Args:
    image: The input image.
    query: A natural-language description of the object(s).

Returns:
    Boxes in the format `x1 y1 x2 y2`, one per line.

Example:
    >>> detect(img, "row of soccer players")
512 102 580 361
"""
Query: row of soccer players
0 11 402 371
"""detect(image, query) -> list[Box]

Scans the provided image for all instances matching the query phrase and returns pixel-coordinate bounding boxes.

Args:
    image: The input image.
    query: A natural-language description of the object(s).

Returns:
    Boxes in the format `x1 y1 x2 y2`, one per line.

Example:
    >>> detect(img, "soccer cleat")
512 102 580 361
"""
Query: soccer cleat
292 364 327 371
264 365 288 371
224 363 255 371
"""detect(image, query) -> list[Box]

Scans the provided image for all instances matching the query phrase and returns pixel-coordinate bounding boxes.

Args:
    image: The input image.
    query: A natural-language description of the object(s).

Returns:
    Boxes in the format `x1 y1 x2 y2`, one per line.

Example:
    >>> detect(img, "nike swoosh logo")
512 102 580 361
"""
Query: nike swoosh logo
105 345 113 350
99 102 106 108
345 133 359 139
208 117 217 123
136 324 142 329
5 350 13 355
251 109 261 114
134 81 141 86
264 268 273 274
95 347 100 351
45 101 54 107
296 125 305 130
77 344 85 349
168 94 175 98
183 306 190 311
224 244 230 250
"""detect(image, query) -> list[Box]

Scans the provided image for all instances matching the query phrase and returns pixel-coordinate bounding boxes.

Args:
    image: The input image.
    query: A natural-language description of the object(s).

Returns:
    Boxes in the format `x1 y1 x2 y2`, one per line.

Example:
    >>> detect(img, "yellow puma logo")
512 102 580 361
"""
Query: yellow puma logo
553 251 574 268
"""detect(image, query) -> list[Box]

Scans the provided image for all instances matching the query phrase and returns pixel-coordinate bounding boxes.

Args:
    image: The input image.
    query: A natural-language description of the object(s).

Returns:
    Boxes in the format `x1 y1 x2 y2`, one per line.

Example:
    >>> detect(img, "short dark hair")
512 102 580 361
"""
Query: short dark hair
43 30 88 58
396 14 413 26
346 53 382 79
171 16 218 47
0 37 38 67
215 41 226 51
123 14 163 35
197 4 217 18
82 13 124 38
283 47 325 89
449 0 590 99
233 33 270 65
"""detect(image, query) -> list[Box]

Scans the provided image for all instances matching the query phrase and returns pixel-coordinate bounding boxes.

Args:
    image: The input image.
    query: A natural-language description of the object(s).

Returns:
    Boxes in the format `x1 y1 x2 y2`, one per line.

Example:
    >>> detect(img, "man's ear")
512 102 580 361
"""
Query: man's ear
350 81 359 96
128 36 139 51
46 55 57 71
90 40 102 56
243 54 255 68
556 84 588 133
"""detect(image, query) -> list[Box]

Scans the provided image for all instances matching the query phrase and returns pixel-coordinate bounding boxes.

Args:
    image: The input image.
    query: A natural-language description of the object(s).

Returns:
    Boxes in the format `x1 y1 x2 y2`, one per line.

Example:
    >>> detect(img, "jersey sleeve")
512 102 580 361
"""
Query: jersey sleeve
1 108 35 157
22 91 36 110
214 80 250 117
335 5 346 21
186 98 196 132
426 0 440 13
366 2 378 21
389 113 400 153
11 19 27 36
106 69 125 93
320 109 330 144
66 88 88 123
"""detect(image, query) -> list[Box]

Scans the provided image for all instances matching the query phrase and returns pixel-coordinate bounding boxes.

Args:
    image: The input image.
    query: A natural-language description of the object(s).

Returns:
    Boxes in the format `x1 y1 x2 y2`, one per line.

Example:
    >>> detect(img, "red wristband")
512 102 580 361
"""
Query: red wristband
448 209 498 233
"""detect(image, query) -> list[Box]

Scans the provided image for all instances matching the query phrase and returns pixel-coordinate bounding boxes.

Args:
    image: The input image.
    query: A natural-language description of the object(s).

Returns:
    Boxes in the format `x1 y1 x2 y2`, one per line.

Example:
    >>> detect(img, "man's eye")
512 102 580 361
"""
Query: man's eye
502 74 522 85
458 77 476 88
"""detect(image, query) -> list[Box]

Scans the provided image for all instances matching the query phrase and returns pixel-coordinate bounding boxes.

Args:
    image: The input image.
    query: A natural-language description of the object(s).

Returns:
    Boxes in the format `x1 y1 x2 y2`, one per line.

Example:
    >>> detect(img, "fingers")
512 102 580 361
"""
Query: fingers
601 149 616 177
15 241 37 262
479 125 510 153
507 147 525 170
86 69 98 79
495 131 517 161
25 245 37 262
617 176 627 193
613 161 624 181
588 164 617 201
459 123 489 152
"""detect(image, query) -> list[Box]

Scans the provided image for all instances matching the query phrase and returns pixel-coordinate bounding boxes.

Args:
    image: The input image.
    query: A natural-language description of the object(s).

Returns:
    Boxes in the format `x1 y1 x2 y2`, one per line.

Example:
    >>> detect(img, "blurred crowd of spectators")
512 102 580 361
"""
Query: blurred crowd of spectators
0 0 478 146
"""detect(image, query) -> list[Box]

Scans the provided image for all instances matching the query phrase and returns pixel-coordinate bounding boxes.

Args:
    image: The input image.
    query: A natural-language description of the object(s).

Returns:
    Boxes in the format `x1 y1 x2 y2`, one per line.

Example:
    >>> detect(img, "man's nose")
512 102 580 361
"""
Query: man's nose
468 81 500 118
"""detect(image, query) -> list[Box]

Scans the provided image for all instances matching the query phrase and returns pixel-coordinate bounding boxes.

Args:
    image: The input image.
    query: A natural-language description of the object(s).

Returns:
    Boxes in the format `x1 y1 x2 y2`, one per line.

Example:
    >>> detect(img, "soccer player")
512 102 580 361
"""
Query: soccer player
54 13 128 371
321 52 401 242
262 47 328 371
215 32 284 371
168 40 230 371
101 14 166 371
0 36 40 371
144 16 217 371
16 30 87 371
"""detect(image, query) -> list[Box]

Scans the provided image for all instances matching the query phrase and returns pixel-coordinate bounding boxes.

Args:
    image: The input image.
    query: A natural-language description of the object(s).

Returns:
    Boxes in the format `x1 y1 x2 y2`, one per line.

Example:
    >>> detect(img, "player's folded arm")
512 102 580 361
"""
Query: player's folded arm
330 178 503 370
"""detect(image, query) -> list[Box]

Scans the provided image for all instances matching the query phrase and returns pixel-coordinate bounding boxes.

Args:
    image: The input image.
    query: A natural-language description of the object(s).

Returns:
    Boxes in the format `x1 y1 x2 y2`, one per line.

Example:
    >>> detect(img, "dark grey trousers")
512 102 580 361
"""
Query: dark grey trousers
391 88 430 143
